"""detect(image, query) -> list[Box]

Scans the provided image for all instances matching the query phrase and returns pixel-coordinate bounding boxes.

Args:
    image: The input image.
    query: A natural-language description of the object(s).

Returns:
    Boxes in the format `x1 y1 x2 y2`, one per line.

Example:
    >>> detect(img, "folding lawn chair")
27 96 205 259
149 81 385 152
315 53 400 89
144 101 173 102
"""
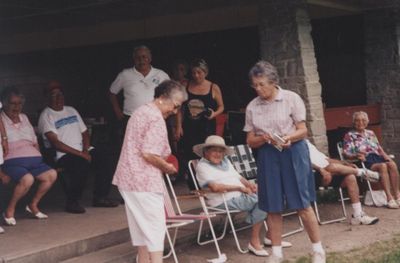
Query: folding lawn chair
188 159 249 254
163 174 227 263
312 174 347 225
227 144 304 237
336 141 379 206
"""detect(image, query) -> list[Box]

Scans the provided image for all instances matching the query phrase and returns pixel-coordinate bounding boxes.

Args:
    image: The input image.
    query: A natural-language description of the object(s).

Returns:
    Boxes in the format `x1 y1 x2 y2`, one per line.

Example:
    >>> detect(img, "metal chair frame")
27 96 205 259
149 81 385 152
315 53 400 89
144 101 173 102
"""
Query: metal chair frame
227 144 304 237
337 141 379 206
163 174 227 263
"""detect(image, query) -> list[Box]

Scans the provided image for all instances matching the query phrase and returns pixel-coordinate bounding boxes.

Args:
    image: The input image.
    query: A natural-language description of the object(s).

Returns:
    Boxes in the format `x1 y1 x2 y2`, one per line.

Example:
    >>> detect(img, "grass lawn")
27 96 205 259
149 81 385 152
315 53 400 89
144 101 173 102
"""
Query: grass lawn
288 234 400 263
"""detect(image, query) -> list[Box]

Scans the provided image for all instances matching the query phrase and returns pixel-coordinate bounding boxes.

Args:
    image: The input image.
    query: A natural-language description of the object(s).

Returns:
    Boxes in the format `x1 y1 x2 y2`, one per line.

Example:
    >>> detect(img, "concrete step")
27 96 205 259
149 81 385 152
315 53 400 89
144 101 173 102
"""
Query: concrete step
1 219 131 263
60 242 136 263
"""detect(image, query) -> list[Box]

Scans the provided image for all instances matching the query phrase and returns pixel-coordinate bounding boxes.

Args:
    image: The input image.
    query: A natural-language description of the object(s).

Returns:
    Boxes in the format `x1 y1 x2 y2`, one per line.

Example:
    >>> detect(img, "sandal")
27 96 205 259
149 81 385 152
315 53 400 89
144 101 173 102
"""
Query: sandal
25 206 48 219
3 213 16 226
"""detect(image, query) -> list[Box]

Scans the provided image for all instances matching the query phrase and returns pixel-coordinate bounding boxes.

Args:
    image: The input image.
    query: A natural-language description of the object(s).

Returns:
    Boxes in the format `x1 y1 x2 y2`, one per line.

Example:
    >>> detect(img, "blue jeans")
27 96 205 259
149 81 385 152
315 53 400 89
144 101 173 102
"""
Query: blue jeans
216 193 267 225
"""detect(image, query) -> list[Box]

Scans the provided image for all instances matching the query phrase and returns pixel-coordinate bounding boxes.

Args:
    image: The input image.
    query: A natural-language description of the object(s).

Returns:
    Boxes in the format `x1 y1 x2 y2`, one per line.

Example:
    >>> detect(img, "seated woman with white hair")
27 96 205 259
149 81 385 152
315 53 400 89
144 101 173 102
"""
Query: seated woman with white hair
343 111 400 209
193 135 291 257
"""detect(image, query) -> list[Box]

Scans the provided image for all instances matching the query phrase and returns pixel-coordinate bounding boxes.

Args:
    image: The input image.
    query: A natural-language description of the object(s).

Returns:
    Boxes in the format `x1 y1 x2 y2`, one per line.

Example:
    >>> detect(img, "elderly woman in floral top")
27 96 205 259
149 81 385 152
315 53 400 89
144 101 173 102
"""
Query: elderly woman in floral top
113 80 187 263
343 111 400 209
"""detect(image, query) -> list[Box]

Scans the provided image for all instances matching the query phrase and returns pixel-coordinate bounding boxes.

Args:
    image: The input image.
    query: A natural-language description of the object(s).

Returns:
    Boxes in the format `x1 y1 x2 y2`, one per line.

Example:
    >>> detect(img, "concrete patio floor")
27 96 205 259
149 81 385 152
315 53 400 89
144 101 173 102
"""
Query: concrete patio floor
2 179 400 263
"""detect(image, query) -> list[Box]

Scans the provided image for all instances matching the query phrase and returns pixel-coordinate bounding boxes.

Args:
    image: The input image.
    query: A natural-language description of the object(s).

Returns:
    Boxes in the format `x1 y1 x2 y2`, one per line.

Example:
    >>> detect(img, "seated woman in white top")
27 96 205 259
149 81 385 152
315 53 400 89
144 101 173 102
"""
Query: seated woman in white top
194 135 291 257
0 87 57 226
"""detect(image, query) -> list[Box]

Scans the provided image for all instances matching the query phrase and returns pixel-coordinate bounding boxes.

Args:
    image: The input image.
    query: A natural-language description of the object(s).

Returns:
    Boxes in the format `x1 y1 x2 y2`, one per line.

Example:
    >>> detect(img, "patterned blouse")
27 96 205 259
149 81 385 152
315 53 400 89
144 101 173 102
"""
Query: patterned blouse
343 129 381 157
112 102 171 193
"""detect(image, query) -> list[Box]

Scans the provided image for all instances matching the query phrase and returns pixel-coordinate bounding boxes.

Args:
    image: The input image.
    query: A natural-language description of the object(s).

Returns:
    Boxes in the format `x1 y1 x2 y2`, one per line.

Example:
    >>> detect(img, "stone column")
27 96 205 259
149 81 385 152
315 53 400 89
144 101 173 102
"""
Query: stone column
258 0 328 153
364 7 400 161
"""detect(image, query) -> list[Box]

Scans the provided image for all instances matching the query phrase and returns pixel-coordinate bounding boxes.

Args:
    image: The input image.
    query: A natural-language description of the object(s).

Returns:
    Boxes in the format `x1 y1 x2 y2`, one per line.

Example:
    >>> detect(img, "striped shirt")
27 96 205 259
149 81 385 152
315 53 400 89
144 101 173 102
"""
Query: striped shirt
243 87 306 136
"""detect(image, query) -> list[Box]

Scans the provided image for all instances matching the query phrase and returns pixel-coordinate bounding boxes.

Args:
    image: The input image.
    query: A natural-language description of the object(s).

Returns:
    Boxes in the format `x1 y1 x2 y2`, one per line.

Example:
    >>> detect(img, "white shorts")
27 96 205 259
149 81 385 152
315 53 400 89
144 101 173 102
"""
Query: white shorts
119 190 166 252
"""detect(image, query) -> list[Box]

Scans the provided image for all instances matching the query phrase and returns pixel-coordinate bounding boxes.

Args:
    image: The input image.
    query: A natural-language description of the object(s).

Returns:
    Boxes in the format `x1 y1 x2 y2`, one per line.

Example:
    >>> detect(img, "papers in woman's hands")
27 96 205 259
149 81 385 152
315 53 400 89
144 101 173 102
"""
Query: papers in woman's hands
271 133 286 151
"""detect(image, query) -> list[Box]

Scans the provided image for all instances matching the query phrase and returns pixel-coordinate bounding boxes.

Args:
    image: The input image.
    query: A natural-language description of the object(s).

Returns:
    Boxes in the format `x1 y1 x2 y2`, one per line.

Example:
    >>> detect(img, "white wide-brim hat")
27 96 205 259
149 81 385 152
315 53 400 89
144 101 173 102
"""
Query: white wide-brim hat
193 135 234 158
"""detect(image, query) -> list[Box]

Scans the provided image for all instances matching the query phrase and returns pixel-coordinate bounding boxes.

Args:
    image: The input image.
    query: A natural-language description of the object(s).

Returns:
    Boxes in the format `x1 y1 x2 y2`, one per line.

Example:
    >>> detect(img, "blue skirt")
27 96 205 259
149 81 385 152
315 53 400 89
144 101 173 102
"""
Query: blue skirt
257 140 315 213
364 153 388 169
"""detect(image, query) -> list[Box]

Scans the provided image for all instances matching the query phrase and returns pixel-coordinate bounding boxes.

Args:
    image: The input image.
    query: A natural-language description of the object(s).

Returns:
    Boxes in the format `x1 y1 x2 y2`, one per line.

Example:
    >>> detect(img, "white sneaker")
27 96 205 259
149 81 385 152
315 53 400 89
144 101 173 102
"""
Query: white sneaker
312 251 326 263
359 169 380 183
0 226 4 234
351 212 379 225
264 237 292 248
387 199 400 209
267 254 283 263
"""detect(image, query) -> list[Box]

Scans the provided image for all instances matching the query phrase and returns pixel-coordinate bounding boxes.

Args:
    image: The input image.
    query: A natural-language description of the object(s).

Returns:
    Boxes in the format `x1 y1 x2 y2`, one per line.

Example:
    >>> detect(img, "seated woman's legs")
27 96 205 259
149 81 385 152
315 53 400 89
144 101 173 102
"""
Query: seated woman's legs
5 173 34 218
250 221 264 249
28 169 57 214
371 163 394 201
387 160 400 200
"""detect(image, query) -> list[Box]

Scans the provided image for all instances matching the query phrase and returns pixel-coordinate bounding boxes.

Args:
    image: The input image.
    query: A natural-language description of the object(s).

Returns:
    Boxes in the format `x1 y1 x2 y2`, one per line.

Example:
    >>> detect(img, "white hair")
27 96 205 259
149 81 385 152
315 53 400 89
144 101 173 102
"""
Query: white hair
352 111 369 123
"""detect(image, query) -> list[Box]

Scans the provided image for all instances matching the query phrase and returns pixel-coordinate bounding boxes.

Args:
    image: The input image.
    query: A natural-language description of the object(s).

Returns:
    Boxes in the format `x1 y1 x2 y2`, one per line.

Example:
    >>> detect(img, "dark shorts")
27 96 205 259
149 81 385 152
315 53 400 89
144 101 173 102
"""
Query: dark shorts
2 157 52 182
364 153 388 169
314 171 346 188
257 140 316 213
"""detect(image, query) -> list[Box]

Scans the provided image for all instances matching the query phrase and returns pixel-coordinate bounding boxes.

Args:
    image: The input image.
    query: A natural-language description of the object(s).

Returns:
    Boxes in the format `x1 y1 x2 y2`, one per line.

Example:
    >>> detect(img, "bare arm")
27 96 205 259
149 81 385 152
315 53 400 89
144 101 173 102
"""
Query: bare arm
142 153 177 174
246 131 272 149
208 182 250 194
175 109 183 140
82 130 90 152
45 131 91 161
0 118 8 156
208 84 224 120
109 92 124 121
281 121 308 148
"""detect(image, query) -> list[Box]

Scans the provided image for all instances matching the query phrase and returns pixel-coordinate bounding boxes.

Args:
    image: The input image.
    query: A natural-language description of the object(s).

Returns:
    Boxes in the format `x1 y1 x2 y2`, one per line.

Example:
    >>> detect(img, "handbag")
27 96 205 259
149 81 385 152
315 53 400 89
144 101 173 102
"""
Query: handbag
364 190 387 207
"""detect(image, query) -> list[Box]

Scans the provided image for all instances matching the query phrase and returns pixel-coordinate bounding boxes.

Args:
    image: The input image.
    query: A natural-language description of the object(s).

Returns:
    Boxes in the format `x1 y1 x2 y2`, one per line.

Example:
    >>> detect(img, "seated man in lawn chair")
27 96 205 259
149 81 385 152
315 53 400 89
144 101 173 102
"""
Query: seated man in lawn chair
306 140 379 225
193 135 291 257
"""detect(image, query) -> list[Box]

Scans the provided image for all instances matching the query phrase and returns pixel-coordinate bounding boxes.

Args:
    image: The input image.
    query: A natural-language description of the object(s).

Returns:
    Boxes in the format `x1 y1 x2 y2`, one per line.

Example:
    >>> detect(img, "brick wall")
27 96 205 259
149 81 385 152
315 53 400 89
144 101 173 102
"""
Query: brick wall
364 7 400 162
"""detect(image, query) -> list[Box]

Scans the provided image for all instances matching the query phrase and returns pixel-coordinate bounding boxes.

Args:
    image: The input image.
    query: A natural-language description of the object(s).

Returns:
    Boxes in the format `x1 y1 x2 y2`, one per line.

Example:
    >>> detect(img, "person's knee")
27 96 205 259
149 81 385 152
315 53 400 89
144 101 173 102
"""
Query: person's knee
326 163 339 172
46 169 58 184
388 161 398 171
377 163 387 173
19 174 34 188
343 174 357 187
297 206 314 218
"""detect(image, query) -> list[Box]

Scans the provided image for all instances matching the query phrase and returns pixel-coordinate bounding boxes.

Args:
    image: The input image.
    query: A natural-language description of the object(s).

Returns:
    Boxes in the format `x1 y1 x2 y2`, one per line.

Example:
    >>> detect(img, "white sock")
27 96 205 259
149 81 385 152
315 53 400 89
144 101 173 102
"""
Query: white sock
356 168 364 176
271 246 283 258
312 242 325 254
352 202 363 217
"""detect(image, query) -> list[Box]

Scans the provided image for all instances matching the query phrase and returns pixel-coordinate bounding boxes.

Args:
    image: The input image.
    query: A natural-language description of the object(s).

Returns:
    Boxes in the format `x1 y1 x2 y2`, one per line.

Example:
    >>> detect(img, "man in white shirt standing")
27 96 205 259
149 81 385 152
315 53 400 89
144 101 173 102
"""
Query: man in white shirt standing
38 81 118 214
109 45 169 131
306 140 379 225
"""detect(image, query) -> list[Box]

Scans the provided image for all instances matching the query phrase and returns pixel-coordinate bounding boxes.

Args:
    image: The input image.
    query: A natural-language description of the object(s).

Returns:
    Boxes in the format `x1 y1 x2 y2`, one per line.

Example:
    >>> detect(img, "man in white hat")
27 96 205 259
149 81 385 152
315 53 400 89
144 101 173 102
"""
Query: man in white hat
193 135 291 257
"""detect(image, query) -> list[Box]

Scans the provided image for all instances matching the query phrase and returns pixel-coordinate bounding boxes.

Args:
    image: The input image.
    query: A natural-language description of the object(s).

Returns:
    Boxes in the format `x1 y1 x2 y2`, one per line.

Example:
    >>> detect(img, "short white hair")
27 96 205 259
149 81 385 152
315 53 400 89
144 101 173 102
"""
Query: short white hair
352 111 369 123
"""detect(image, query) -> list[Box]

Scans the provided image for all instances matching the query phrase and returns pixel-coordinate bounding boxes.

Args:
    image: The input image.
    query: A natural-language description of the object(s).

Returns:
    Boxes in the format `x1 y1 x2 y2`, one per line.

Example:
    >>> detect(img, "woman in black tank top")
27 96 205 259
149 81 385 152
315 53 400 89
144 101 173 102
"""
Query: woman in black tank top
175 59 224 188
